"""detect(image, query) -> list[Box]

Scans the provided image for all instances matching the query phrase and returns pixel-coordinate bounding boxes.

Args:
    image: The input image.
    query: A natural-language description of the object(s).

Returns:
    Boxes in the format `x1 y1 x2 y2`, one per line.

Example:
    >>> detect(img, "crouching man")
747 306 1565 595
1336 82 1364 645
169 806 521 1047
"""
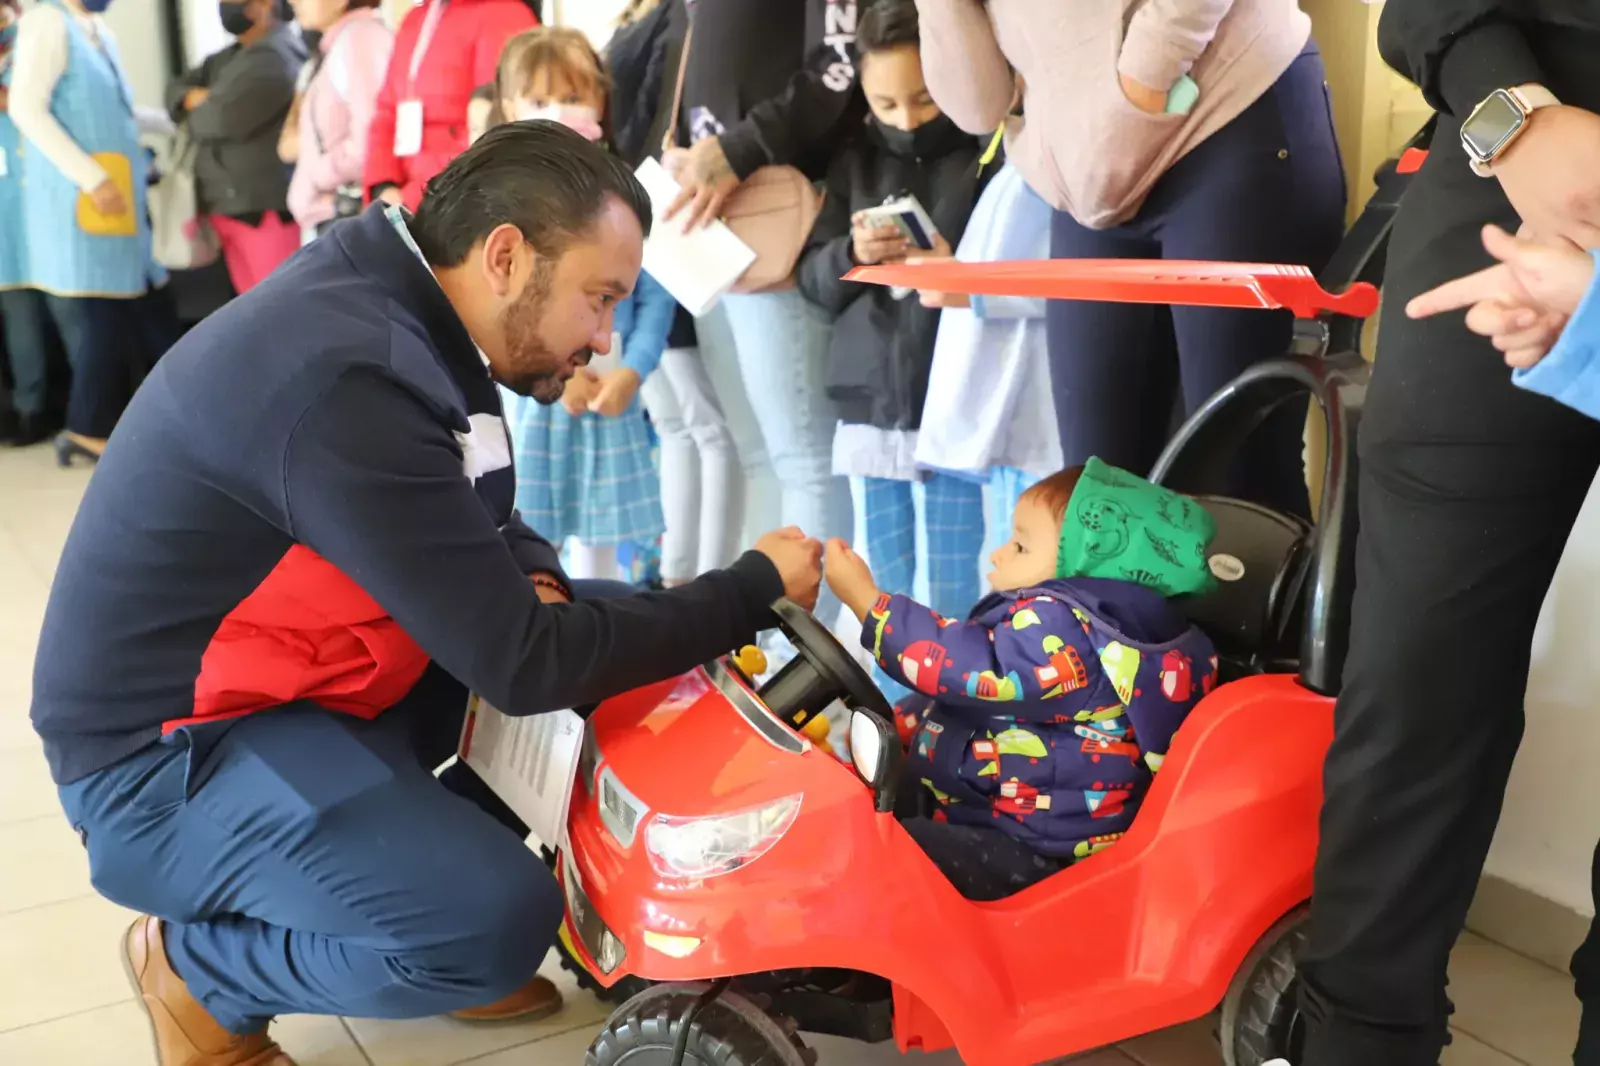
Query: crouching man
30 121 822 1066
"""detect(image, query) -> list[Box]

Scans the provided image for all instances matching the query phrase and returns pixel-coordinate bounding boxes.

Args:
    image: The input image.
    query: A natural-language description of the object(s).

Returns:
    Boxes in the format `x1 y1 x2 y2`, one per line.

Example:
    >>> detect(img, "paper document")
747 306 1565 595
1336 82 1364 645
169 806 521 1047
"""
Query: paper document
459 695 584 849
635 157 757 317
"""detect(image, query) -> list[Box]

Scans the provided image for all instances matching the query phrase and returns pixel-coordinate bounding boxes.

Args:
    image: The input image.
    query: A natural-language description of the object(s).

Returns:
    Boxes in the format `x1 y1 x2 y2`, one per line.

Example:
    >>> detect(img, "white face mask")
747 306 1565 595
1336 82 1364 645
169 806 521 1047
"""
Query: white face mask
512 100 604 141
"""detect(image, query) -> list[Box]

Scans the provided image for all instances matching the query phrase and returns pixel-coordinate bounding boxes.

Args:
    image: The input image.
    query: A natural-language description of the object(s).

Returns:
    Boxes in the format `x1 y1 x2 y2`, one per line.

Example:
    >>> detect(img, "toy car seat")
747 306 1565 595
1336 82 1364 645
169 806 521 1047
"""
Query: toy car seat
1181 497 1310 681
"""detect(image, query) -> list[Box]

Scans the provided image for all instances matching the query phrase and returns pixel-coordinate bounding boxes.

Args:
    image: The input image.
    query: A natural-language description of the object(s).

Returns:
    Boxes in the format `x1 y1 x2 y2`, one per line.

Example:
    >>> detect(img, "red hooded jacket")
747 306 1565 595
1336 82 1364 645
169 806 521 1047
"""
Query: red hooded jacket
363 0 537 209
181 546 431 732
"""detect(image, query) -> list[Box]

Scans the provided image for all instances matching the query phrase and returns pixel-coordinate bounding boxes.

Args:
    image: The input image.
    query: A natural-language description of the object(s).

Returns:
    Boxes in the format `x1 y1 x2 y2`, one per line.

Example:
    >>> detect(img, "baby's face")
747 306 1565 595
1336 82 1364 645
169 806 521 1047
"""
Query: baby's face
988 496 1061 592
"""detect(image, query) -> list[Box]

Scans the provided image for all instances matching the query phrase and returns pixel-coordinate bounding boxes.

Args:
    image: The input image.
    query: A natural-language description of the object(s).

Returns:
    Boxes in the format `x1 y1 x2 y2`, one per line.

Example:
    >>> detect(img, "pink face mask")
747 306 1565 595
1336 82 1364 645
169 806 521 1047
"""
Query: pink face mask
513 100 604 142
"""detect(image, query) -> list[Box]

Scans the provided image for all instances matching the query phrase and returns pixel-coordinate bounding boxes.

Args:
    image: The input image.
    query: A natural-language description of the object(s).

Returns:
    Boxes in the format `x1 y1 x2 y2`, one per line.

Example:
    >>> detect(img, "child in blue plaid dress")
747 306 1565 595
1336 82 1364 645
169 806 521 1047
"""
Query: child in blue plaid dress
492 27 673 580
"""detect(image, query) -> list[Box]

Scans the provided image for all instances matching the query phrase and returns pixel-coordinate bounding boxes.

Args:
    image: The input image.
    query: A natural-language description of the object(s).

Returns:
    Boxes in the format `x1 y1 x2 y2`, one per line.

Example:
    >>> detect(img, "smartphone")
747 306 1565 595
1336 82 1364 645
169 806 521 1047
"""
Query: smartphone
858 194 940 252
1165 74 1200 116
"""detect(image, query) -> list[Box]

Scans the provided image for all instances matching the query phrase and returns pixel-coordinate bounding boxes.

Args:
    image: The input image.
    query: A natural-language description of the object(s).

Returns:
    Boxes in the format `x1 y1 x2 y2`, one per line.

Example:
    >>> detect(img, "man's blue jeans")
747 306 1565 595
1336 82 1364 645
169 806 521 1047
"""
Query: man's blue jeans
57 579 633 1034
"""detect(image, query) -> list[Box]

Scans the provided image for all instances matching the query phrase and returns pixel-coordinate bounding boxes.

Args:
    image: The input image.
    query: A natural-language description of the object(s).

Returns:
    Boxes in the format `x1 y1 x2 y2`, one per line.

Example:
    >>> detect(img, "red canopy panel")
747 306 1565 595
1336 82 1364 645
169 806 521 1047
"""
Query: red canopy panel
842 259 1380 320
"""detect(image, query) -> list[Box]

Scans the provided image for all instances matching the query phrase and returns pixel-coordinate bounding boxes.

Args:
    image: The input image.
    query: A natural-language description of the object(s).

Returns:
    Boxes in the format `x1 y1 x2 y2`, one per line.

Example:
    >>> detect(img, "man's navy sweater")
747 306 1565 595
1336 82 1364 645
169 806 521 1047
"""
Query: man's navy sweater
31 207 782 785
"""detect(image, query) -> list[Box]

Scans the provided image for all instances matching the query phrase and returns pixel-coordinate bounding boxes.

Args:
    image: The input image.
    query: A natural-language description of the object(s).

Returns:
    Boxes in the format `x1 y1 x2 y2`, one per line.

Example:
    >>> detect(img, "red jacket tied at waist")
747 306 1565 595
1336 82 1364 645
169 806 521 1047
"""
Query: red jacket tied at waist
182 545 430 731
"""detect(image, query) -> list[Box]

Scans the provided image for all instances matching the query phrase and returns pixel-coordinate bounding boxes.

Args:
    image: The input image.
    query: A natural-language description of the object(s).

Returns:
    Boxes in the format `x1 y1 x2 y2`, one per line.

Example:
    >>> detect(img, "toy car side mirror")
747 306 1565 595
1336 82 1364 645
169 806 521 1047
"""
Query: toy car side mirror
849 709 903 814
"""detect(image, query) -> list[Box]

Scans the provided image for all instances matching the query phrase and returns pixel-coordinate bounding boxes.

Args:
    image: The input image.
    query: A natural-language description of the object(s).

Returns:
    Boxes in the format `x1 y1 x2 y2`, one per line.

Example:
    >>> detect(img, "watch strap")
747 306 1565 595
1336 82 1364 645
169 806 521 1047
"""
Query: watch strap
1508 83 1561 113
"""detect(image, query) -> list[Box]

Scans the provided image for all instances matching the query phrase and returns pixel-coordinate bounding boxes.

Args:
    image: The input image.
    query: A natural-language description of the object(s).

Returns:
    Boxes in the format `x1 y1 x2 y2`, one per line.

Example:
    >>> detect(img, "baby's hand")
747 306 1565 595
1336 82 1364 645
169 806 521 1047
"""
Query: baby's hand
587 367 642 418
825 538 880 622
561 368 600 417
1407 224 1595 368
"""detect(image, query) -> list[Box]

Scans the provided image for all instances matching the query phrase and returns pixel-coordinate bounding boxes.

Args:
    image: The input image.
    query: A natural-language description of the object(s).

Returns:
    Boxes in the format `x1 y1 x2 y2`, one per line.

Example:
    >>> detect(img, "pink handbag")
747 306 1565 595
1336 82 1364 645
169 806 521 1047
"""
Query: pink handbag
662 27 822 293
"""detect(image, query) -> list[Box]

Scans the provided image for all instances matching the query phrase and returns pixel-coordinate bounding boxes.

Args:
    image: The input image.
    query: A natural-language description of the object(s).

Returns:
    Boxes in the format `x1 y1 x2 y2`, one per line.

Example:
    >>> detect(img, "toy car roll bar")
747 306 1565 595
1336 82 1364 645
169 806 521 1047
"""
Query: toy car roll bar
843 259 1380 321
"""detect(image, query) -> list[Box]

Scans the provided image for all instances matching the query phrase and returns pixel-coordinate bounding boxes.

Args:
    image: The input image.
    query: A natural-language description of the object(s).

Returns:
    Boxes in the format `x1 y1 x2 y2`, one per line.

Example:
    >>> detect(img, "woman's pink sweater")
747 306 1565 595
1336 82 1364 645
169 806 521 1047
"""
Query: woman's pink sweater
288 9 393 230
915 0 1312 228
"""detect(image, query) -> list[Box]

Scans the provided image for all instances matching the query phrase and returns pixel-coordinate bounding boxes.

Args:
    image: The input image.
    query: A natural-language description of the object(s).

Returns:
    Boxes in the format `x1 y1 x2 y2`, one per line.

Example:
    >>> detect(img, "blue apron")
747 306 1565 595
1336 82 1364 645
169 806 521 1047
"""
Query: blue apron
18 0 164 298
0 19 27 290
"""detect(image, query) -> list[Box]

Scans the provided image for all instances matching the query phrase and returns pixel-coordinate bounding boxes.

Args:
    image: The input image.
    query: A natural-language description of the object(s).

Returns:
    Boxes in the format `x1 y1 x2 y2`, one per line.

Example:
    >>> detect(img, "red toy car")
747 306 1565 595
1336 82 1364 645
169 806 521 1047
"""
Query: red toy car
549 133 1430 1066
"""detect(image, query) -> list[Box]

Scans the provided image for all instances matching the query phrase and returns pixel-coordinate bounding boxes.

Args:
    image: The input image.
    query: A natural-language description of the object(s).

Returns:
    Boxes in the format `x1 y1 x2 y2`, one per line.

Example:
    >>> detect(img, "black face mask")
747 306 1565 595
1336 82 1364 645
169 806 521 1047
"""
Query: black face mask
218 1 254 36
874 112 959 159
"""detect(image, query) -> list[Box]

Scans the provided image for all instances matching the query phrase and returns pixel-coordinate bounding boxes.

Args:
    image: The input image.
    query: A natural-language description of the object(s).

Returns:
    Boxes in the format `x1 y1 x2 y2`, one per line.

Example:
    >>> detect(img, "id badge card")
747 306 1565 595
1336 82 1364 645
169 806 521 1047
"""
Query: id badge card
395 99 423 158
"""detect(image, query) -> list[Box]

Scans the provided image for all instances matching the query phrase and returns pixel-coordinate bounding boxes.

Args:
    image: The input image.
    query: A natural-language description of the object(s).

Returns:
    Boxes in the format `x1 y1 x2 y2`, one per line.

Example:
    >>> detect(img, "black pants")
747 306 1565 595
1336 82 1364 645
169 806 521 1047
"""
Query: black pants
44 286 180 439
894 773 1066 901
1298 28 1600 1066
1046 45 1347 519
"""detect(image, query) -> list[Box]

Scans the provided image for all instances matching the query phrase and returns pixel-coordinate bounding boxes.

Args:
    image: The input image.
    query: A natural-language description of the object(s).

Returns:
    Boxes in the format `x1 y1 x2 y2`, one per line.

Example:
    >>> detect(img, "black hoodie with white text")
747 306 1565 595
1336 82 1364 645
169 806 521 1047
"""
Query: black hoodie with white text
677 0 864 181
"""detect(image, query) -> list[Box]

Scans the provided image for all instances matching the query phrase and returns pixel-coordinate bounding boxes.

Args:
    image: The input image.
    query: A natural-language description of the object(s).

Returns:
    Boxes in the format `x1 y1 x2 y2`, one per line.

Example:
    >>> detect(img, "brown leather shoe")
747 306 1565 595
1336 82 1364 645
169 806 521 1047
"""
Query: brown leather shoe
122 916 296 1066
450 975 564 1023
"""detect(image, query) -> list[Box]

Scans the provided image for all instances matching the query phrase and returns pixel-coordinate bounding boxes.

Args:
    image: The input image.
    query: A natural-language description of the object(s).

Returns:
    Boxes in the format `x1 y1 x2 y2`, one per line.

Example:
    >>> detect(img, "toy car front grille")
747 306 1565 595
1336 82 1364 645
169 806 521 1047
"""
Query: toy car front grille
597 765 647 848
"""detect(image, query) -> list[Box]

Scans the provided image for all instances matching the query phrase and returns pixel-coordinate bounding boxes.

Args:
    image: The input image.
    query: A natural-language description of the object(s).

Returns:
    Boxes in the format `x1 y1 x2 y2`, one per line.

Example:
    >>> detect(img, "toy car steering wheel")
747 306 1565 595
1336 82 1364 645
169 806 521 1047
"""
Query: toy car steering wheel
757 600 895 733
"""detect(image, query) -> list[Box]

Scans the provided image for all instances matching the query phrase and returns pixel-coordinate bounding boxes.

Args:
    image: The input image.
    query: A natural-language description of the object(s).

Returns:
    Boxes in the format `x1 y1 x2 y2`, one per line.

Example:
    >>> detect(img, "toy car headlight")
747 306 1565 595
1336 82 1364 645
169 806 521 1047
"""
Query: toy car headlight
643 794 802 881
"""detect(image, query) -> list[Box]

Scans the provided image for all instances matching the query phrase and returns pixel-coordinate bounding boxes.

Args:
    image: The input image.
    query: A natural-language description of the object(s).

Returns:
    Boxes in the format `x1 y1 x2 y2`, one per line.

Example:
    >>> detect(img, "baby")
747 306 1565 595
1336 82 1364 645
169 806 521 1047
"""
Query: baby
824 459 1219 901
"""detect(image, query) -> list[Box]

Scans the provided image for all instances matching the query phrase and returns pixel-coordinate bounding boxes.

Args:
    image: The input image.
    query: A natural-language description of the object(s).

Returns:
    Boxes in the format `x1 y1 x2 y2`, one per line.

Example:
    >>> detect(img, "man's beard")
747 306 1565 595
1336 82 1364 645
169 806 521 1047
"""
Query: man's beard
494 261 590 403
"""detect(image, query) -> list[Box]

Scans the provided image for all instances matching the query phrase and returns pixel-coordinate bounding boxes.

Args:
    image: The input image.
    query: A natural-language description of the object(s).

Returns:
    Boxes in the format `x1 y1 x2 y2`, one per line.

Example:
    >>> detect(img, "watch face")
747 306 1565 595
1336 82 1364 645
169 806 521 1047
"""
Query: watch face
1463 90 1525 160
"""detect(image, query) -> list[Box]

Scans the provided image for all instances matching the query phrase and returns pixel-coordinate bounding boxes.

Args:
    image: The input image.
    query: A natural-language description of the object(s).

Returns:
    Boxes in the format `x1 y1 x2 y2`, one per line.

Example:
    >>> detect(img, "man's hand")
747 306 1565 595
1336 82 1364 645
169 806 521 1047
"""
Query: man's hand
561 367 600 416
753 526 824 611
530 574 571 604
1407 224 1594 368
587 367 642 418
89 177 128 217
1119 72 1169 115
851 213 910 267
824 538 880 622
1494 106 1600 250
183 87 210 112
662 137 740 232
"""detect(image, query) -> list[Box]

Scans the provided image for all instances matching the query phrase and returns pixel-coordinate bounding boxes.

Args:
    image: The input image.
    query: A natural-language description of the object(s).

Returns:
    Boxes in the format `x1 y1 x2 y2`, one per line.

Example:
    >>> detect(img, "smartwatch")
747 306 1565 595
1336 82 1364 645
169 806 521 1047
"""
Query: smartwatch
1460 84 1560 177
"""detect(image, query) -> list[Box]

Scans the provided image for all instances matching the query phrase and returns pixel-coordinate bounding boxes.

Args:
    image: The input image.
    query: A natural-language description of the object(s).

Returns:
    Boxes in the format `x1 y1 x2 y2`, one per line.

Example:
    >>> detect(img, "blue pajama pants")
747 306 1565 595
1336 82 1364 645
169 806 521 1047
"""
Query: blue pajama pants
57 579 632 1034
860 474 985 700
860 473 986 618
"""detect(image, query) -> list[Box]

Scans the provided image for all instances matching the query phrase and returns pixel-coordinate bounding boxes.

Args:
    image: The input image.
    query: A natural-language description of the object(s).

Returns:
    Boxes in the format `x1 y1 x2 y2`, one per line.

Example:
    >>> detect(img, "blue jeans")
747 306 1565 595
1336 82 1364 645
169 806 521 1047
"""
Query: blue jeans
57 578 632 1034
44 287 180 438
696 289 853 554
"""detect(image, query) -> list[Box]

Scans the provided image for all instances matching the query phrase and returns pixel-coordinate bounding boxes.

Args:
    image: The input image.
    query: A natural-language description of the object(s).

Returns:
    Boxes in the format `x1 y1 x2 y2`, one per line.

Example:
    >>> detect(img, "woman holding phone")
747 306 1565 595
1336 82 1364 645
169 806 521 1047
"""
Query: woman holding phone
915 0 1346 518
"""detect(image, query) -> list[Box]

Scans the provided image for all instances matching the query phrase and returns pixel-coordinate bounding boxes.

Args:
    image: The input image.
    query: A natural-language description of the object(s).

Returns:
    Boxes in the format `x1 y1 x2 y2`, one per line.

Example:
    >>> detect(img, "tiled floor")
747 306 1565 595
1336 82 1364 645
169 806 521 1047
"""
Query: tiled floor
0 442 1582 1064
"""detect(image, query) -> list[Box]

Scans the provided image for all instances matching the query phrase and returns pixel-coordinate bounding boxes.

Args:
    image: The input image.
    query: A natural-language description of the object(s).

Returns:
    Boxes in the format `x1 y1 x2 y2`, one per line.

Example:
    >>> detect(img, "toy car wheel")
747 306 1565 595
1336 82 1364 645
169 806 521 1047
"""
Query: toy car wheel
587 984 816 1066
1218 906 1308 1066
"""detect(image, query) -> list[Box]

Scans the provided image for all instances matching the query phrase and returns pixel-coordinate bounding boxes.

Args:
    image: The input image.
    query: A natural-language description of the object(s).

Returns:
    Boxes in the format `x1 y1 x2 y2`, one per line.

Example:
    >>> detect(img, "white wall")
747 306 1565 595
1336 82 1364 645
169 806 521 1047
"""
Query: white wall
1483 473 1600 916
546 0 628 49
99 2 172 107
177 0 233 70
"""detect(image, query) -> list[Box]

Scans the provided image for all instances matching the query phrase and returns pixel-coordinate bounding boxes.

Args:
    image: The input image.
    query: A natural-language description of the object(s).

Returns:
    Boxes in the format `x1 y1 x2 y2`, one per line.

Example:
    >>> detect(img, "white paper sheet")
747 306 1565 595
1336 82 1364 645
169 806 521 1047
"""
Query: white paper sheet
635 157 757 317
459 695 585 849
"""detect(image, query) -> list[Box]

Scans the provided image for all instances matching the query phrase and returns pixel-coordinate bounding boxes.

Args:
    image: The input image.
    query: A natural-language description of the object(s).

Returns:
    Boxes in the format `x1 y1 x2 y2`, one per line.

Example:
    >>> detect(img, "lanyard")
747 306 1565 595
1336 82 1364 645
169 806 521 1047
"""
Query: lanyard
407 0 447 92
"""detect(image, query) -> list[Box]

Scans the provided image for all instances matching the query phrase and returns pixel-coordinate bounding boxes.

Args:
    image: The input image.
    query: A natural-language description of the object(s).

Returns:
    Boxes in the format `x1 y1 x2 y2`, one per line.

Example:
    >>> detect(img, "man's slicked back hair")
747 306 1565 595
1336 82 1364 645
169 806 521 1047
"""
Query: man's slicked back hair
409 120 653 267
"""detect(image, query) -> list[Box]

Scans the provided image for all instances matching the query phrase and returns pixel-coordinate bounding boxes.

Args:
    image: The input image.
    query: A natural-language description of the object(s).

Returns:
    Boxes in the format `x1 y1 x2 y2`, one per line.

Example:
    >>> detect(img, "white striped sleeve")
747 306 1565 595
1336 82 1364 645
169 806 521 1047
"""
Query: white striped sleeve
9 6 108 193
